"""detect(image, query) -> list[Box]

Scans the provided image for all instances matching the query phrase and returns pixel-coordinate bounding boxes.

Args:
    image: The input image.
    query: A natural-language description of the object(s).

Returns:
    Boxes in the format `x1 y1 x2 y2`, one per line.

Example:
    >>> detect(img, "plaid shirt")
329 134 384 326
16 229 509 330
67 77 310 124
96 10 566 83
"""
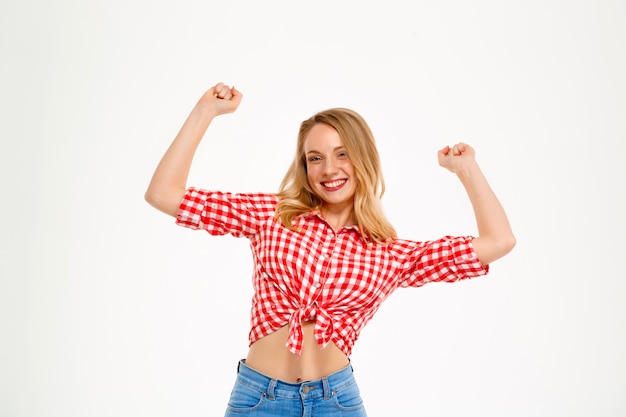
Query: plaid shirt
176 188 489 356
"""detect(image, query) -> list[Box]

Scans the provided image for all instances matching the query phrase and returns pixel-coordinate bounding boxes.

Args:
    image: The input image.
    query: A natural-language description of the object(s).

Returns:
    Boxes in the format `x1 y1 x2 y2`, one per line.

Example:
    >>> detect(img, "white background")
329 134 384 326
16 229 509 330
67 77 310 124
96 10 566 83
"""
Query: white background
1 1 625 416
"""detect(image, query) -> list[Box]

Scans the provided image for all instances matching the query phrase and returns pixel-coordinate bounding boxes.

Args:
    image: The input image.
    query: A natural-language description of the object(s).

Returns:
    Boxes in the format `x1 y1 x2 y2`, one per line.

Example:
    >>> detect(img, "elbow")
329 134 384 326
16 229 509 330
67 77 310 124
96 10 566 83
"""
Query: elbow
144 187 182 217
500 233 516 256
144 187 160 208
491 232 516 260
474 232 516 265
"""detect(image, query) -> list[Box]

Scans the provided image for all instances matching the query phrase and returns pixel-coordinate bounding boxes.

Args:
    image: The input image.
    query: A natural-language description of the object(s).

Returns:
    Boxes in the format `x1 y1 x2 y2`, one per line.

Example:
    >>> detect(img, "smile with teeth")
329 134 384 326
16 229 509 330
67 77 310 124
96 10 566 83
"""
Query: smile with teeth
322 179 347 189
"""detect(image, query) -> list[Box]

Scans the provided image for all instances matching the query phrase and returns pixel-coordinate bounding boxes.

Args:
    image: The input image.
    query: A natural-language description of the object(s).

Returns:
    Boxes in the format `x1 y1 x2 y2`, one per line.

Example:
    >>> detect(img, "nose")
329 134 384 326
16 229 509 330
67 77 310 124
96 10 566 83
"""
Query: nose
322 159 338 175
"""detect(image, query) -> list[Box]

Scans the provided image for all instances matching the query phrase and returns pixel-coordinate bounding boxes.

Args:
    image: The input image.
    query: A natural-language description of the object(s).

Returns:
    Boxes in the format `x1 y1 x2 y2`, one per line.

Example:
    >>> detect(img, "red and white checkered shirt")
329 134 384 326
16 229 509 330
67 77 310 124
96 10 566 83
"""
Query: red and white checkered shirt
176 188 489 356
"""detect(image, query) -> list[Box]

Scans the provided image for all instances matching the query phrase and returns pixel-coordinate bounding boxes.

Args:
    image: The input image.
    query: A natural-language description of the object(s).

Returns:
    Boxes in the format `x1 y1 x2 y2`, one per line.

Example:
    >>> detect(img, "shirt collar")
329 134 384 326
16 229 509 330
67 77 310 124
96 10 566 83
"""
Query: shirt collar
301 210 362 234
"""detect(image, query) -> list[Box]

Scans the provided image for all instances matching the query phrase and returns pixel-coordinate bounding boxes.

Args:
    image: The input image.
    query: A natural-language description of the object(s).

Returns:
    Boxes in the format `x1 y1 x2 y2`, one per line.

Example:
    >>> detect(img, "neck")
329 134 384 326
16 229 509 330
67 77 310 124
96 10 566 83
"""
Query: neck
320 205 356 230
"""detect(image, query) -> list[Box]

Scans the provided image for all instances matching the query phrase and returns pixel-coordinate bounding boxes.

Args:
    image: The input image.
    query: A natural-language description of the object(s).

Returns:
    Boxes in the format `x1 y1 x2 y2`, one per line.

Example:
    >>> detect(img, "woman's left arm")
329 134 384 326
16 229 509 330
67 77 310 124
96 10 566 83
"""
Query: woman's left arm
438 143 516 266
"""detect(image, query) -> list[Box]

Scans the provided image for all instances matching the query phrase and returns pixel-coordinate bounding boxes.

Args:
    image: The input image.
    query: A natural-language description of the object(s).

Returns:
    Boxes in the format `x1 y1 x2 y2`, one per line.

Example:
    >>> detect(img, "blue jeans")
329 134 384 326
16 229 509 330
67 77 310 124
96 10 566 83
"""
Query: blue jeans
224 360 368 416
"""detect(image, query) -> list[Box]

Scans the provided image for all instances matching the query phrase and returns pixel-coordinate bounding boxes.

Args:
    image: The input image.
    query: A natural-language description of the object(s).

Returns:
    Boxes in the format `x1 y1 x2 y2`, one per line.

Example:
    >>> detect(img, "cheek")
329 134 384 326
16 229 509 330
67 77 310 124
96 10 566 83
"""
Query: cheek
342 161 355 176
306 167 317 186
307 175 313 188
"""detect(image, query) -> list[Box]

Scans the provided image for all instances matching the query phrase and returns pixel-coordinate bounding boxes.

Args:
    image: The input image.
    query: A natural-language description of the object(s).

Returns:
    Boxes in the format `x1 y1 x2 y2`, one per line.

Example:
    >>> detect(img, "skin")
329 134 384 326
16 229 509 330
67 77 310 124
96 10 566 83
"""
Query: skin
144 82 242 217
437 143 516 265
145 82 516 383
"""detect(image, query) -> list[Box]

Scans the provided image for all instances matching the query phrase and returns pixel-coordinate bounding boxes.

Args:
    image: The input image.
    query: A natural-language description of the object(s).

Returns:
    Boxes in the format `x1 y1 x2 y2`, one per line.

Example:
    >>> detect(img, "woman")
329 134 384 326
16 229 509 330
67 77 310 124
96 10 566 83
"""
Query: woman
145 82 516 416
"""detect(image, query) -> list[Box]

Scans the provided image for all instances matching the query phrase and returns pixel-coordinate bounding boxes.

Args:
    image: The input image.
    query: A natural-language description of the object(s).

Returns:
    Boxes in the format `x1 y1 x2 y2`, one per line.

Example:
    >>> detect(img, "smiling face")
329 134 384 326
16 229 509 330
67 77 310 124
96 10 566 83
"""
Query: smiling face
304 123 357 216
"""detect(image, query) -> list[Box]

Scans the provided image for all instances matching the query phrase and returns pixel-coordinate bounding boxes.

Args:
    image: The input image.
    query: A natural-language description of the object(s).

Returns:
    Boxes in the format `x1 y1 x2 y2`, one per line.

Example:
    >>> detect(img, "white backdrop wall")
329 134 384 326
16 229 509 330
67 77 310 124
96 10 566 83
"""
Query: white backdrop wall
1 1 625 416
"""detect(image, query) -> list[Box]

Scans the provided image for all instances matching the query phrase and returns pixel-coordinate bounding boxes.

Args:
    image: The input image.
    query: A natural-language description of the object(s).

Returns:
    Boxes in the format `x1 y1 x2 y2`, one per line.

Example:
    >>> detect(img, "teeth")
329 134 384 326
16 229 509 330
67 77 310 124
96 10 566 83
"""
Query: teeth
323 180 345 188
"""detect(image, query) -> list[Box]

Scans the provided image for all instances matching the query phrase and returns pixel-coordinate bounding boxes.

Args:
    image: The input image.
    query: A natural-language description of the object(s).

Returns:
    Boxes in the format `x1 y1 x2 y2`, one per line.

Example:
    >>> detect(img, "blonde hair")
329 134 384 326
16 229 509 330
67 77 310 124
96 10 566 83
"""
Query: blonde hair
276 108 396 242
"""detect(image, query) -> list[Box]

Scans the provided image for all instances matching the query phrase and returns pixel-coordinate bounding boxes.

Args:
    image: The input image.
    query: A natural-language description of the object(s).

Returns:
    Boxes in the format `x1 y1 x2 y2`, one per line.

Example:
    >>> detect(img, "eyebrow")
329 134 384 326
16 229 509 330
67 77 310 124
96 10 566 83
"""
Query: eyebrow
305 146 345 155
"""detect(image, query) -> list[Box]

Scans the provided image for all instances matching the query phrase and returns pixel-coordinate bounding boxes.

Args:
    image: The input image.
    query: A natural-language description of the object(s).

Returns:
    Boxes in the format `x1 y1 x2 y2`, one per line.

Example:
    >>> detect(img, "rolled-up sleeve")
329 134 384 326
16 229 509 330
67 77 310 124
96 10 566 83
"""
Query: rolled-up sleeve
175 187 278 238
394 236 489 288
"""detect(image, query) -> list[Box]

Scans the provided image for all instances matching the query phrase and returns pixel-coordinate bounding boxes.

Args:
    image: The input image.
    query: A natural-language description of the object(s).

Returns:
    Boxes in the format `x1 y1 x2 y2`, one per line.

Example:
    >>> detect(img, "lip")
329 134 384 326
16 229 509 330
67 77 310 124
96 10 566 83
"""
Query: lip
321 179 347 191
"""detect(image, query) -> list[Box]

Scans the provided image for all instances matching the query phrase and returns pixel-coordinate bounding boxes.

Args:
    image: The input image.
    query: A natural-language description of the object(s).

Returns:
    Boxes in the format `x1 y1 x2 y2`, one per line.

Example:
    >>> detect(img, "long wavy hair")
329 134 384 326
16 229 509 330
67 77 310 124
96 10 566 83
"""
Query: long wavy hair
276 108 396 242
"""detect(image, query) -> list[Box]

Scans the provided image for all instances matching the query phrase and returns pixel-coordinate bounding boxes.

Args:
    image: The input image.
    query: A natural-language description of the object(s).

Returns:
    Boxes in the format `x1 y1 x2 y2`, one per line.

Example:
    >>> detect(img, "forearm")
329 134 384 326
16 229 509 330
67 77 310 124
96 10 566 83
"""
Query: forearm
456 162 516 265
145 83 242 217
145 103 217 216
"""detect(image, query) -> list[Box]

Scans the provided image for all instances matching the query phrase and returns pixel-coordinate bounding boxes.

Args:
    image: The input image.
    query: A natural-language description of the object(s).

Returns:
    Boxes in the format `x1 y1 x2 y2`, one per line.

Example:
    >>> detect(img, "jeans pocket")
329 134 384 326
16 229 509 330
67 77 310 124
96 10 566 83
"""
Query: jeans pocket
333 382 364 411
226 381 266 412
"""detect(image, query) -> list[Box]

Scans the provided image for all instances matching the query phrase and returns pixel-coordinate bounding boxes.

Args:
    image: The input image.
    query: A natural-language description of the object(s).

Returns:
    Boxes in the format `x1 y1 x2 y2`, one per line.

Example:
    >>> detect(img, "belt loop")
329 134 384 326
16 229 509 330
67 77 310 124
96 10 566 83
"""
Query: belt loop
322 377 331 400
267 378 277 401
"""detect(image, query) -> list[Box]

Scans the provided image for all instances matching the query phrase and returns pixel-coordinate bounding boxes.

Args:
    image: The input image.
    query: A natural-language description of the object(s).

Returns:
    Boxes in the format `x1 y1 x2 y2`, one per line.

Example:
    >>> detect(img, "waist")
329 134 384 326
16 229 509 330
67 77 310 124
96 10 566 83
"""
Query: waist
236 359 357 399
245 323 350 382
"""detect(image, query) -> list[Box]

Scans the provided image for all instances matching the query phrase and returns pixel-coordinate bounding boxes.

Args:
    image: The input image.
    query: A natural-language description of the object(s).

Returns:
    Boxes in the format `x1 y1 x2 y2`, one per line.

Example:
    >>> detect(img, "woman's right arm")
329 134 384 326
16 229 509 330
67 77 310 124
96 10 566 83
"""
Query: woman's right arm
144 82 243 217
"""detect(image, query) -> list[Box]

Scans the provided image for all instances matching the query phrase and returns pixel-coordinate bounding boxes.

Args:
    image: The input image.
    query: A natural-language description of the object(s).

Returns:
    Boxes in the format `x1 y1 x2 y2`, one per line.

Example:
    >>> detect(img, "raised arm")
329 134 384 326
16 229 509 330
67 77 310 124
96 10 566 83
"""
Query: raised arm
145 82 243 217
438 143 516 265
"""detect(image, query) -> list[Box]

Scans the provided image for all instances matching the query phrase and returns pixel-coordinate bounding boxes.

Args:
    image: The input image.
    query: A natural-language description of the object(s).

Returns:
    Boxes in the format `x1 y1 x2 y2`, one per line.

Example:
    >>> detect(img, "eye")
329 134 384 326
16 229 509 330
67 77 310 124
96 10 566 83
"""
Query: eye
337 151 348 158
308 155 322 162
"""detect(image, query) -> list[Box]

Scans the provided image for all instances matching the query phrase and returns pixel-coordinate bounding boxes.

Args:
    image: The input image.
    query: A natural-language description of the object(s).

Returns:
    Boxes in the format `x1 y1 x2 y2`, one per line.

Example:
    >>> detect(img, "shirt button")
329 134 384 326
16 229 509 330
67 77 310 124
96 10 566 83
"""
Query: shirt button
314 282 321 288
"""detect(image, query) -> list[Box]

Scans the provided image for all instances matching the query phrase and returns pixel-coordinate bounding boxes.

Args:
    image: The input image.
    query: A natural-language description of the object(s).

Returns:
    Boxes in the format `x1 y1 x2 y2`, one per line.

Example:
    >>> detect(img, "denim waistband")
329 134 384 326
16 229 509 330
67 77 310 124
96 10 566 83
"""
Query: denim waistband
235 359 356 401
